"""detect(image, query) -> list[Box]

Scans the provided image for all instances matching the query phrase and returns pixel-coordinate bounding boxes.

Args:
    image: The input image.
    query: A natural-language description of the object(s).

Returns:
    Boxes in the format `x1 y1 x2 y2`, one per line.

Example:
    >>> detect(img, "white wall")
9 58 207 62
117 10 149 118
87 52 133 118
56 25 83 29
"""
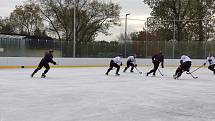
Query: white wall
0 57 206 67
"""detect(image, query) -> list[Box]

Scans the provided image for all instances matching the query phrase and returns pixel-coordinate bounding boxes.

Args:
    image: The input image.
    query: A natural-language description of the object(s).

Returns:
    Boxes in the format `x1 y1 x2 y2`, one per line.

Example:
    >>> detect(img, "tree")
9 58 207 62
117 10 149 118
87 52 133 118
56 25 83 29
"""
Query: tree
0 17 15 34
37 0 121 42
143 0 215 41
9 2 44 35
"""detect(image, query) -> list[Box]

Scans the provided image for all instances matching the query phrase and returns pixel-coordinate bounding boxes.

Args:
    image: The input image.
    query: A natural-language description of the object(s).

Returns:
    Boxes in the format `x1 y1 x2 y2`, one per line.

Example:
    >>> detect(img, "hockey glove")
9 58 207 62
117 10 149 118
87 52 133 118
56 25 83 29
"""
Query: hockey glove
180 60 183 65
134 64 137 67
208 59 212 62
53 61 57 65
120 62 123 66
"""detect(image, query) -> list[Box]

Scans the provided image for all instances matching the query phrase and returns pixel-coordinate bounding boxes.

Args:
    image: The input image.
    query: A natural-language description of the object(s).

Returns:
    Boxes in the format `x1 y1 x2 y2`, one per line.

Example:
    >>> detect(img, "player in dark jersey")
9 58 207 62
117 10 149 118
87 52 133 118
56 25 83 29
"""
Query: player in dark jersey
146 51 164 76
31 49 57 78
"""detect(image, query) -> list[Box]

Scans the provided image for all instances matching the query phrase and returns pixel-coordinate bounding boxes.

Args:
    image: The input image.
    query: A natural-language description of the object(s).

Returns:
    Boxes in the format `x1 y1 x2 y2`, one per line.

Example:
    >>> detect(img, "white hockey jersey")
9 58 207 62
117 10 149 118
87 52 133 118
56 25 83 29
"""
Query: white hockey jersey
180 55 192 63
127 56 136 64
113 56 122 65
206 56 215 65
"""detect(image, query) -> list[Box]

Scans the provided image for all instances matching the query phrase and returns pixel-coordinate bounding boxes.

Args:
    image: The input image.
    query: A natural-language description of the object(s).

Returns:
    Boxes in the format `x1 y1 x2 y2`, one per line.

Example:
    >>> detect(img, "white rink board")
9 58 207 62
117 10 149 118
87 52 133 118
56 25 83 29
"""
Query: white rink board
0 57 206 67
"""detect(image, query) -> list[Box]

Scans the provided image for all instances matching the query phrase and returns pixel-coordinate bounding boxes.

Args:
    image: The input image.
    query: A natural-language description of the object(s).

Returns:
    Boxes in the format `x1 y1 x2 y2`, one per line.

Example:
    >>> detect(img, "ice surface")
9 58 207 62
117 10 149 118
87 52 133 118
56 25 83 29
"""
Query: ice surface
0 66 215 121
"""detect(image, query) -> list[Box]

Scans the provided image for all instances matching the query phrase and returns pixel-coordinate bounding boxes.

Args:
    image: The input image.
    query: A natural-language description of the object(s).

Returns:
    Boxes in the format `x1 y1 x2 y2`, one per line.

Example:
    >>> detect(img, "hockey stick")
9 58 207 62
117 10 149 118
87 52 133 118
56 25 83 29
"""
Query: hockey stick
135 67 142 74
186 72 198 79
157 68 164 76
186 64 205 74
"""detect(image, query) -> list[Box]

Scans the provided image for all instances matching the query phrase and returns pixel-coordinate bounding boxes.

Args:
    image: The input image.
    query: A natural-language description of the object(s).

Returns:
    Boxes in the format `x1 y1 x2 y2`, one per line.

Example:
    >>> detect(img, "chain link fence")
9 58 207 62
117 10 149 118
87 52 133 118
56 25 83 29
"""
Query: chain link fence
0 38 214 59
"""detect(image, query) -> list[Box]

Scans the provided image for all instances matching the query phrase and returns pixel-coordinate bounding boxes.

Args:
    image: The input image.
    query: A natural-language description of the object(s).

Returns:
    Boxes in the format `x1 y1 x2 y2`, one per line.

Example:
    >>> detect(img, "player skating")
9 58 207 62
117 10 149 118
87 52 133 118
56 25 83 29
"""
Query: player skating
105 55 123 76
31 49 57 78
173 55 192 79
203 54 215 75
146 51 164 76
123 54 137 73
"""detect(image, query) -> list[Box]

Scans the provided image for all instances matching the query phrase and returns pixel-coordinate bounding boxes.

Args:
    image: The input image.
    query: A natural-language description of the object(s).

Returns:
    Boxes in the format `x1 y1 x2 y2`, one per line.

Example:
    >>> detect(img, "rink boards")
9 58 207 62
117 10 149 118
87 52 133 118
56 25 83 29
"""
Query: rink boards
0 57 206 68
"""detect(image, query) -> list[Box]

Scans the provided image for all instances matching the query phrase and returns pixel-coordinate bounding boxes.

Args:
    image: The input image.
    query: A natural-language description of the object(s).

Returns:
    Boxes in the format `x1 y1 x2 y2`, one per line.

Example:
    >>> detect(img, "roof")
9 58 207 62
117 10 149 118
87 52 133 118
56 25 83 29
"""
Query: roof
0 34 53 40
24 35 53 40
0 34 26 39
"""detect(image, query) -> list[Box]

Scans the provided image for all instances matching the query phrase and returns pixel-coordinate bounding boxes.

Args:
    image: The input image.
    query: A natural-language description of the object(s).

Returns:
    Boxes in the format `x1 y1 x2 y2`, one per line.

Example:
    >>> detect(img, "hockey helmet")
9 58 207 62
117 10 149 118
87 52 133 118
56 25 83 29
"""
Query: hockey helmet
49 49 54 53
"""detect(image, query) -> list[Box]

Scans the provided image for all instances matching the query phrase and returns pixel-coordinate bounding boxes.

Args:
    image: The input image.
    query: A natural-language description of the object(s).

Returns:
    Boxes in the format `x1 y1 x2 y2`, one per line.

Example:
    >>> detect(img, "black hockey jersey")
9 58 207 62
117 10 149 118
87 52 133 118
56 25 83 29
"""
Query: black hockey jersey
43 52 56 64
152 53 164 67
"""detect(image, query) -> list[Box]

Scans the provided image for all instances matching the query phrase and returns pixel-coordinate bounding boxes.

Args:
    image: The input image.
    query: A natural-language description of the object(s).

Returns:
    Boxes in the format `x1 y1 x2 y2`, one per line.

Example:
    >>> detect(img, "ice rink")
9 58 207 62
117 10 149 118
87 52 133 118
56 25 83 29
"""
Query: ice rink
0 66 215 121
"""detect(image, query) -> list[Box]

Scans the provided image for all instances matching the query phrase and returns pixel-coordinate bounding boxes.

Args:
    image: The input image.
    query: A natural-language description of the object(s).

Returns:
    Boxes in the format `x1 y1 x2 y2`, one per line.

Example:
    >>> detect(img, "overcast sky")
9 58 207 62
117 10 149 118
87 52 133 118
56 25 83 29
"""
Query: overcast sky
102 0 152 41
0 0 152 41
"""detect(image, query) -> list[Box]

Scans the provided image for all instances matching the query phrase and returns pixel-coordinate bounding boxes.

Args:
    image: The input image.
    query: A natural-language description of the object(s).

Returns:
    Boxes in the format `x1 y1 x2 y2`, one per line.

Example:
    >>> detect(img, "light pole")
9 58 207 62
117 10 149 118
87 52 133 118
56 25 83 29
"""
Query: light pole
173 18 176 59
124 13 130 58
73 0 76 58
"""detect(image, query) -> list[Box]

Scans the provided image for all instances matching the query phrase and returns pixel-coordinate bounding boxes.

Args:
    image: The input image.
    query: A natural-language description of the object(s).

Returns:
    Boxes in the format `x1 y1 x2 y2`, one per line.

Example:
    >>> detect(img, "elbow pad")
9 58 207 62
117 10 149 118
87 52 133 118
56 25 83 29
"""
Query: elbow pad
180 60 183 65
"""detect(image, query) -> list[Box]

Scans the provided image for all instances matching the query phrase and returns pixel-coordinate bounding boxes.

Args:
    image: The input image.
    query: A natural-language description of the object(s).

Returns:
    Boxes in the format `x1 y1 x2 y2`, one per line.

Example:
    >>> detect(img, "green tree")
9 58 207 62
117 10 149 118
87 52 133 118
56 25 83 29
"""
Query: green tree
0 17 14 34
38 0 121 42
9 2 44 35
143 0 215 41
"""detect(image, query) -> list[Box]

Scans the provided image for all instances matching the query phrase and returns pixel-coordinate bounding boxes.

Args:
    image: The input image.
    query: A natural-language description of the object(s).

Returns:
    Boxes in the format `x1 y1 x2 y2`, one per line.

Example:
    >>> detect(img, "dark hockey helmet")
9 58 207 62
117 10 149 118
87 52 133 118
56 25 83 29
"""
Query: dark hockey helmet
49 49 54 53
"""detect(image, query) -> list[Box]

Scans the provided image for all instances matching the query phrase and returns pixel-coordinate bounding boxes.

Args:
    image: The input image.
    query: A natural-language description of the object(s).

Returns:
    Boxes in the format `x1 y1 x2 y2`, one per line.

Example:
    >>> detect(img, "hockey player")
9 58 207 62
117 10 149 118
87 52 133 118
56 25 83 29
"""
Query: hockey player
203 54 215 74
173 55 192 79
146 51 164 76
31 49 57 78
105 55 123 76
123 54 137 73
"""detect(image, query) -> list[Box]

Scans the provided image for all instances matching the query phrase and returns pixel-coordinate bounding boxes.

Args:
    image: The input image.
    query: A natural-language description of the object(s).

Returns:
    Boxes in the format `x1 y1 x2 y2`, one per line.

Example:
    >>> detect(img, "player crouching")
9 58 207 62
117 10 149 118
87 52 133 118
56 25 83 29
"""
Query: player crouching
105 54 123 76
204 54 215 75
173 55 192 79
123 54 137 73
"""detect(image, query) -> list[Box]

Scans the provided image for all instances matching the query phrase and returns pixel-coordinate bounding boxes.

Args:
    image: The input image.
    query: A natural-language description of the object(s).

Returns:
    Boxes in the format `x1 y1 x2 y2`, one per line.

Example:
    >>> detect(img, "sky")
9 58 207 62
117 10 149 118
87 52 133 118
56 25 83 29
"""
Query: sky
0 0 152 41
100 0 152 41
0 0 25 17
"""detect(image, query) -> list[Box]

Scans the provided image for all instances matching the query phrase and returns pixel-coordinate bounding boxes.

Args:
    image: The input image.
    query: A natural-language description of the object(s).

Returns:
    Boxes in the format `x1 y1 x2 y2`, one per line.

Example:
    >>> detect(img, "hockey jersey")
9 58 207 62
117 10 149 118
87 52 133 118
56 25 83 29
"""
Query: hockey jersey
127 56 136 64
206 56 215 65
43 52 56 64
113 56 123 65
180 55 192 63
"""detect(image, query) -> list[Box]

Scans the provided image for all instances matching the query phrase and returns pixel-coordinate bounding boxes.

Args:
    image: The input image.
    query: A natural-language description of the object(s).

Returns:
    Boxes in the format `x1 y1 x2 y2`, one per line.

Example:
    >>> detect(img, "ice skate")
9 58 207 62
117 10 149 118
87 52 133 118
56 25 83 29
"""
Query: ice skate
41 74 46 78
31 72 35 77
173 74 178 79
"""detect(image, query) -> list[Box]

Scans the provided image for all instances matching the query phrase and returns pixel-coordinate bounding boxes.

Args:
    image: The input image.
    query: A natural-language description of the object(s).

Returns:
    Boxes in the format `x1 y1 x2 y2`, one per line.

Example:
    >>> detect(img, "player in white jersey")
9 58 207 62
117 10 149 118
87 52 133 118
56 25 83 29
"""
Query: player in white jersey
123 54 137 73
203 55 215 74
173 55 192 79
105 55 123 76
